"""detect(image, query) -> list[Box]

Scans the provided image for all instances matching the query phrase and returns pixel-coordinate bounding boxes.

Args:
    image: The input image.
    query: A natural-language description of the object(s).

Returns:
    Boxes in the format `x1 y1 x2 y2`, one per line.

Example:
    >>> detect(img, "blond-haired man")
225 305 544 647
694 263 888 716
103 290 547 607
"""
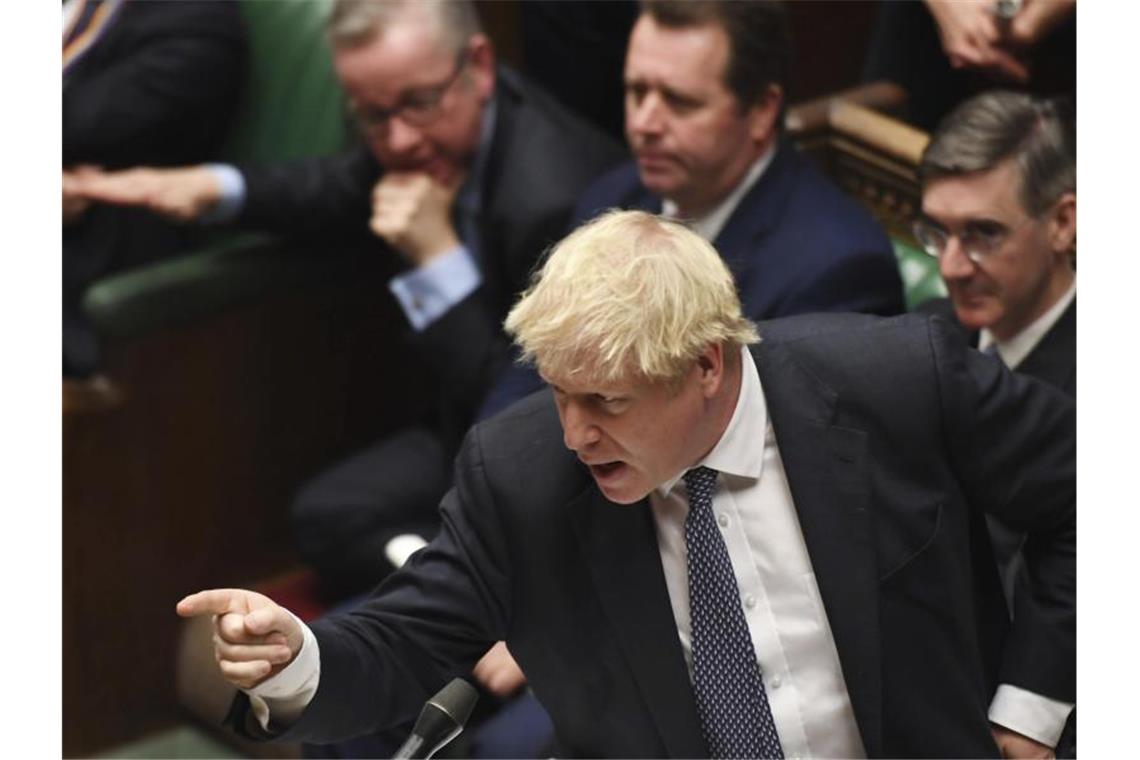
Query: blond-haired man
180 211 1073 758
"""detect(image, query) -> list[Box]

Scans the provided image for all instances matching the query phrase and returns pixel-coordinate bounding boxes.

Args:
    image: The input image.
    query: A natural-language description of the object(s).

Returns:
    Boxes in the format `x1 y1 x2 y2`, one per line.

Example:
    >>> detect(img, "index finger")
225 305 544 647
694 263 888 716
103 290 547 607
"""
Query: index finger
176 588 250 618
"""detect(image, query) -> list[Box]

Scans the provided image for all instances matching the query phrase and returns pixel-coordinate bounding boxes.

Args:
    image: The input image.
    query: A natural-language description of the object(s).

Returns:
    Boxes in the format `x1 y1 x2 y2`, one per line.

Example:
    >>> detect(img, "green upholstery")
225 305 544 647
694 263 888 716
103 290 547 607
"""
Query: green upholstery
83 0 353 338
83 235 387 338
893 238 946 311
222 0 349 163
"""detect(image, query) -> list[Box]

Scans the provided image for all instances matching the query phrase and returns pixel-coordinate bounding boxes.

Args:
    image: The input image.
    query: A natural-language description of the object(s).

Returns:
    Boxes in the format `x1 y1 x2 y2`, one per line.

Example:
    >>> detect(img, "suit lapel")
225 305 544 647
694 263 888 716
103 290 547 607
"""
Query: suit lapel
754 340 884 757
1016 298 1076 394
712 141 797 281
570 485 707 758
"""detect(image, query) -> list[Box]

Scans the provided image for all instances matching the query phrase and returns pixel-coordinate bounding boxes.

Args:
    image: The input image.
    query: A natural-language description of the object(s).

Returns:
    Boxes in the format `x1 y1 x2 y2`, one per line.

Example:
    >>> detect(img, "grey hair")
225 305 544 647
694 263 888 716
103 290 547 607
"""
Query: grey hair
327 0 481 53
919 90 1075 217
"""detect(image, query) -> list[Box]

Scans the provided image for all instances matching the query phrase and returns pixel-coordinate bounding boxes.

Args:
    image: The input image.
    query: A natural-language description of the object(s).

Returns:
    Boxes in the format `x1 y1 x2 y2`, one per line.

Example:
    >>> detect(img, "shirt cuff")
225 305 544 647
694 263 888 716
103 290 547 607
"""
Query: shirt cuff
246 611 321 731
198 163 246 224
988 683 1074 748
388 245 482 331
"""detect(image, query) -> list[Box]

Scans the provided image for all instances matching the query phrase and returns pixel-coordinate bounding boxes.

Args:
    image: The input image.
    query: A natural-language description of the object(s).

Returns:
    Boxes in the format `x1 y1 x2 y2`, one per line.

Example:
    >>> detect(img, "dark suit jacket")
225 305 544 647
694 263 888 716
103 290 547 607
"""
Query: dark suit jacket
63 0 249 375
920 296 1076 396
920 296 1077 756
235 312 1075 758
574 141 905 319
236 67 624 427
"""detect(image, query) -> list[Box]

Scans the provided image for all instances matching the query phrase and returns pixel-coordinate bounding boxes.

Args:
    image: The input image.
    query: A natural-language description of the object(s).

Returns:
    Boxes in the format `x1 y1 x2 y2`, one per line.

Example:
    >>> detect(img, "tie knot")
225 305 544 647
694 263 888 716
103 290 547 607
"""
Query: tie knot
683 466 719 504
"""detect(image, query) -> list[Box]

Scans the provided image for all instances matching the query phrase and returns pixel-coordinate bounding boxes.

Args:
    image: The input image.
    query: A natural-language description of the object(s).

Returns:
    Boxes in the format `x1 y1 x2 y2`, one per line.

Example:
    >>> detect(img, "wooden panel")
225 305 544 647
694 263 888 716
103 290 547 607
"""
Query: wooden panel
63 282 432 756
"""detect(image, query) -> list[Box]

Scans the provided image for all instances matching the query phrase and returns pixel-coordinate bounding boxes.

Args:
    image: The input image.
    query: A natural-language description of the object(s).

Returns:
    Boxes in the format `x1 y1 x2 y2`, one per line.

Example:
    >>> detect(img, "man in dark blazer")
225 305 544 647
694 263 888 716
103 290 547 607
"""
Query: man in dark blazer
63 0 249 376
477 0 904 420
580 0 903 319
76 0 624 597
913 90 1077 756
180 211 1074 758
914 91 1076 397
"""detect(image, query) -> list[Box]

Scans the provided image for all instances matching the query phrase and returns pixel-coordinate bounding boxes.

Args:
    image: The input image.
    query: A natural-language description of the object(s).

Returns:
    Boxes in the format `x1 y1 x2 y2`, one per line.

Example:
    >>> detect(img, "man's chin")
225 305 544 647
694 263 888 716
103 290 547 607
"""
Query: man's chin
950 297 999 333
635 161 681 194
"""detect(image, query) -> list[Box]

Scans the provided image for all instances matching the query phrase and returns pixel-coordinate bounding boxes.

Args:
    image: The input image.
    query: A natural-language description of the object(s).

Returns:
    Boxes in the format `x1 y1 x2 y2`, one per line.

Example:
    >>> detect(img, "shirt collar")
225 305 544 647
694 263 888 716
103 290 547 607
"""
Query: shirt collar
660 144 777 242
657 345 767 497
978 278 1076 369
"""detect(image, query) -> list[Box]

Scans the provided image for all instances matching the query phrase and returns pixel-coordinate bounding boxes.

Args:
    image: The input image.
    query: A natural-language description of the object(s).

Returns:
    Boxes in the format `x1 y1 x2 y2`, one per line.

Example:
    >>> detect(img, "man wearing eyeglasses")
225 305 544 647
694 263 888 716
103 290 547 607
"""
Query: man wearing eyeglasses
914 89 1076 757
914 91 1075 397
72 0 623 592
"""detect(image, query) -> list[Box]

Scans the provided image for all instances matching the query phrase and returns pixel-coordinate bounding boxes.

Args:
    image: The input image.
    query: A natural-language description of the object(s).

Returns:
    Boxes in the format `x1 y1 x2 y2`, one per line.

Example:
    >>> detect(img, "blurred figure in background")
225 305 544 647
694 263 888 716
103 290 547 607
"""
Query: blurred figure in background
63 0 248 377
863 0 1076 130
71 0 622 598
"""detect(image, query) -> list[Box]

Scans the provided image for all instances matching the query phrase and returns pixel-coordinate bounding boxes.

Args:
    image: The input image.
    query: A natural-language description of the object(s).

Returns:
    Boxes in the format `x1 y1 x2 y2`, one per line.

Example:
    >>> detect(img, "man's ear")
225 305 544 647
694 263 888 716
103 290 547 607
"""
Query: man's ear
466 34 496 102
696 343 726 398
1048 192 1076 256
747 83 783 146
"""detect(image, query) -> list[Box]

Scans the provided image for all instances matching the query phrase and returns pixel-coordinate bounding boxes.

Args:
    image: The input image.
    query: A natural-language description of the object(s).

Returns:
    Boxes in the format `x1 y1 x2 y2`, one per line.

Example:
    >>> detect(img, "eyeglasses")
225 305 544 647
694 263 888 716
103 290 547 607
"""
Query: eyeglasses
911 215 1032 265
349 49 469 133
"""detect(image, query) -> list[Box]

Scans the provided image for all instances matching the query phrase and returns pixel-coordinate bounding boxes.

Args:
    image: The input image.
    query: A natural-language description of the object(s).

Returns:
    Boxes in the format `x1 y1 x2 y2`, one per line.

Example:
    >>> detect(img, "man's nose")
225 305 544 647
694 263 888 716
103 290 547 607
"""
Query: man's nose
560 400 601 452
939 235 977 281
381 115 424 155
627 92 664 137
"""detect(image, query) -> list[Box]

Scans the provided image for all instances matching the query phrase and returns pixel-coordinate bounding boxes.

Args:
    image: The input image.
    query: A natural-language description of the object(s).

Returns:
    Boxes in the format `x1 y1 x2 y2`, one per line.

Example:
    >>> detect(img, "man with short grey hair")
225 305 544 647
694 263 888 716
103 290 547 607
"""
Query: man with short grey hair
74 0 623 598
915 90 1075 385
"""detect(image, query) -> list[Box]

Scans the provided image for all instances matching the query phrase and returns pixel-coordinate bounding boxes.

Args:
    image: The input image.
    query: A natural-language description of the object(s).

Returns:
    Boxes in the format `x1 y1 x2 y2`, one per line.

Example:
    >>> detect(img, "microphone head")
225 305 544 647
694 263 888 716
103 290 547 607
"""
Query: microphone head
406 677 479 756
427 677 479 727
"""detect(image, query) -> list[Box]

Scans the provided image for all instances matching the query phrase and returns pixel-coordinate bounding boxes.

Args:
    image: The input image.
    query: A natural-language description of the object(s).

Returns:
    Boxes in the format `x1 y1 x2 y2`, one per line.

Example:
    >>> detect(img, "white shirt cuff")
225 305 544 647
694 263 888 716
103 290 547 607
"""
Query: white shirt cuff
245 611 321 731
199 163 246 224
988 683 1074 748
388 245 482 331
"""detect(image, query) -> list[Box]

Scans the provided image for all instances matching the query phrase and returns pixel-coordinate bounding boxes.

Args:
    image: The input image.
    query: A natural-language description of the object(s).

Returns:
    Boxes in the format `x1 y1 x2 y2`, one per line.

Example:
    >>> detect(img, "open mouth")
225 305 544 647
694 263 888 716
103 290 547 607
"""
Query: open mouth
589 461 625 480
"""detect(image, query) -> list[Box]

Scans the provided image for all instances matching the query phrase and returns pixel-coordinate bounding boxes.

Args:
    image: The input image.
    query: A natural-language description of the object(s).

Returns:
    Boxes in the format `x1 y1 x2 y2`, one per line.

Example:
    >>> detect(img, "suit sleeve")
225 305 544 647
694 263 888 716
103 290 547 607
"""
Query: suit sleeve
929 316 1075 703
63 1 248 165
236 145 380 239
230 425 513 743
407 201 572 423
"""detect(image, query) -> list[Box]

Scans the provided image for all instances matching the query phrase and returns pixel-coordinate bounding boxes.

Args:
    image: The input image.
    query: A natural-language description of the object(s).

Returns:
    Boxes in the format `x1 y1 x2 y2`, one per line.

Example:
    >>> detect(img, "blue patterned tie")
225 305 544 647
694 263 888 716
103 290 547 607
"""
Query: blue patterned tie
683 466 784 759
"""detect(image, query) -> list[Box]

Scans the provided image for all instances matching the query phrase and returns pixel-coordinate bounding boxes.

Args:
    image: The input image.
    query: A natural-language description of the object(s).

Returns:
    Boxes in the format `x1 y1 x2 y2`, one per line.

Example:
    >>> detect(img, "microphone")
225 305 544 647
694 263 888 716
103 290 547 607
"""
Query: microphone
392 678 480 759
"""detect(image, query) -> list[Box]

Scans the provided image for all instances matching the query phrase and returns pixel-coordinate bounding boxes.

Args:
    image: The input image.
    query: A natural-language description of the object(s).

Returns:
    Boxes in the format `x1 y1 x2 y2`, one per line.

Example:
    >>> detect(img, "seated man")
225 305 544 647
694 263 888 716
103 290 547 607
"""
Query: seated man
180 209 1074 759
479 0 906 419
74 0 623 597
913 89 1076 756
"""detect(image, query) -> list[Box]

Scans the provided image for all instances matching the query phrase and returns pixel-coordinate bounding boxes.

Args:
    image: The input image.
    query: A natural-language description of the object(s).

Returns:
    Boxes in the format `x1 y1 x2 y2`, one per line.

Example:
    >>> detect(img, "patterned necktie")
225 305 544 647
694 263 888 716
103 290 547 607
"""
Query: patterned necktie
683 466 784 759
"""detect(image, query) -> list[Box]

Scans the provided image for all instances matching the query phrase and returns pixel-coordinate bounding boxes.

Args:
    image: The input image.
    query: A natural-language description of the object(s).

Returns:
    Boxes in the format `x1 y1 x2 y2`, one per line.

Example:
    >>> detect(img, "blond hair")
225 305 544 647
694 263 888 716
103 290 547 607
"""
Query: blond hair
504 210 758 386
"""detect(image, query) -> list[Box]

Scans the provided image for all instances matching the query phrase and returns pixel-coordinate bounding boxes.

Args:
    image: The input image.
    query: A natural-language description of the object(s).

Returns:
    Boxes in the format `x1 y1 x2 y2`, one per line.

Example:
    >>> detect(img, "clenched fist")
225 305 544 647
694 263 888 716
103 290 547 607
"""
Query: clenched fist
370 172 465 266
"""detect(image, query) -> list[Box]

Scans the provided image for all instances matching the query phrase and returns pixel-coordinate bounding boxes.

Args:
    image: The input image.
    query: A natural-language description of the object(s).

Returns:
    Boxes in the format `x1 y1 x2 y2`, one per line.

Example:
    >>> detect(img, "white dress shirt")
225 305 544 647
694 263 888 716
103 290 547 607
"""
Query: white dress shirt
978 280 1076 370
650 346 866 759
661 144 776 242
